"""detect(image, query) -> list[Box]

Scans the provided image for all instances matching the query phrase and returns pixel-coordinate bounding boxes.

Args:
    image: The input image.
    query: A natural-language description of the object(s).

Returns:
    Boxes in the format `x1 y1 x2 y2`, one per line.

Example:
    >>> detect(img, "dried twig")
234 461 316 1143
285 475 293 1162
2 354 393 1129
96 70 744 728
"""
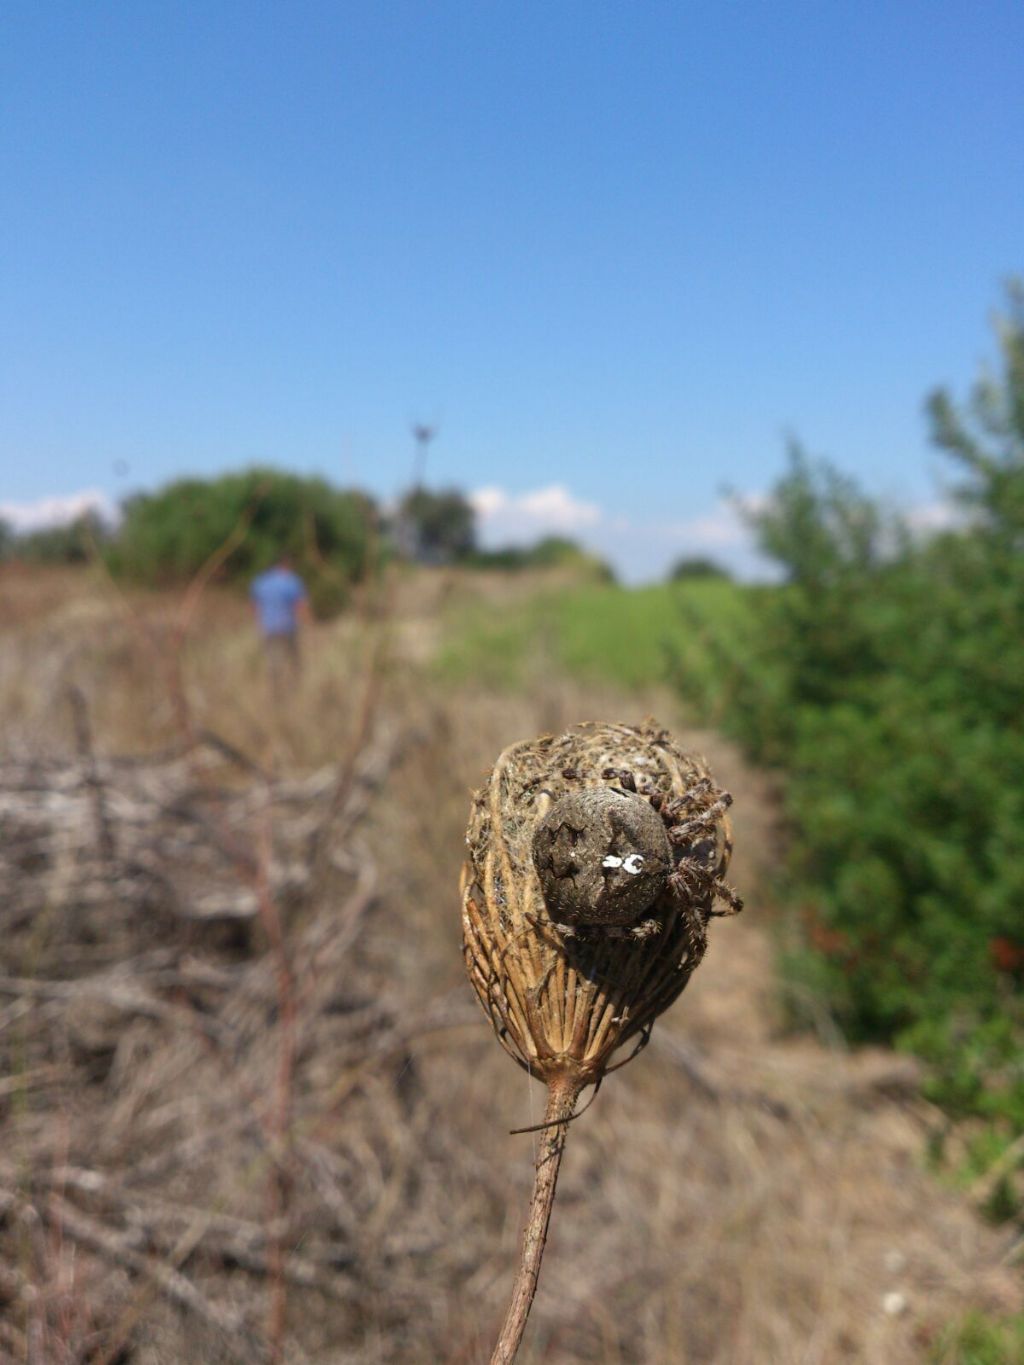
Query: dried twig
491 1076 583 1364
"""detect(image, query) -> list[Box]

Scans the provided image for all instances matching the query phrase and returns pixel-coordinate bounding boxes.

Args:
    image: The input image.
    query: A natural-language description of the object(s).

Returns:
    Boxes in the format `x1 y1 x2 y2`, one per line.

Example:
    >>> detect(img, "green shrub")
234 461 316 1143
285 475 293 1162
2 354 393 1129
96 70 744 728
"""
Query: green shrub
392 487 475 563
932 1311 1024 1364
668 555 733 581
675 286 1024 1134
109 468 378 617
466 535 615 581
11 512 110 564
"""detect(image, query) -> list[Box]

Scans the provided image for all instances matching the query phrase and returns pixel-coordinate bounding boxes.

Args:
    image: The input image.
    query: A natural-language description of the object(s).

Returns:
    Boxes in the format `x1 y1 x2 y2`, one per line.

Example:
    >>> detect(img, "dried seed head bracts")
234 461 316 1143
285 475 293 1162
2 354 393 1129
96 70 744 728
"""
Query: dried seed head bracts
461 719 739 1089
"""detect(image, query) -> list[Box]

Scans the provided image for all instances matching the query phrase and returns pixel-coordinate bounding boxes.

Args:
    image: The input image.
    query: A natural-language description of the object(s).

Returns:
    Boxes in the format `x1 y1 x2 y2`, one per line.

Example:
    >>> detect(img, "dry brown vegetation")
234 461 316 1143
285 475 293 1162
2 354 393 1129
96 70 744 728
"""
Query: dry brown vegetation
0 564 1020 1363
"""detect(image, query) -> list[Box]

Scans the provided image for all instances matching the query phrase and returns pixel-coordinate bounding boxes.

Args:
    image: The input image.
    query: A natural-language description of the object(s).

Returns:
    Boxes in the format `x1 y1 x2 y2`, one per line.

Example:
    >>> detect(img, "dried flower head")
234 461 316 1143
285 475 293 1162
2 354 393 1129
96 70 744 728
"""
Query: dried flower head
462 718 739 1092
462 719 741 1363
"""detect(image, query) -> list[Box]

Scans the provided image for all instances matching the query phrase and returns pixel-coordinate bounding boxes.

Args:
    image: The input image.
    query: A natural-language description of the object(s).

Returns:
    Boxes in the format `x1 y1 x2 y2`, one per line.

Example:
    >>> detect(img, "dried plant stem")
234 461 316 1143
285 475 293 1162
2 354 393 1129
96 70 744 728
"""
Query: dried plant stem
491 1074 584 1365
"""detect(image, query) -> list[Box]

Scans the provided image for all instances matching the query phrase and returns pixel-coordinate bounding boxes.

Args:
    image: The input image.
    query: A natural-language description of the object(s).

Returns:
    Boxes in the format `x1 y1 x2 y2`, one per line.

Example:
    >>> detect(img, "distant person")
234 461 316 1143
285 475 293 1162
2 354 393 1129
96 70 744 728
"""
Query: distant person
250 555 309 693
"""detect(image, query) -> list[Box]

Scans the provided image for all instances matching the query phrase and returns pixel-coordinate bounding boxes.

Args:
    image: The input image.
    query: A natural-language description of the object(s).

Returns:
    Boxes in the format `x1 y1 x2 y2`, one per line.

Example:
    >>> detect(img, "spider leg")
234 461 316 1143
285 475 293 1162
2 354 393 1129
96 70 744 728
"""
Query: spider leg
710 879 744 915
601 767 637 792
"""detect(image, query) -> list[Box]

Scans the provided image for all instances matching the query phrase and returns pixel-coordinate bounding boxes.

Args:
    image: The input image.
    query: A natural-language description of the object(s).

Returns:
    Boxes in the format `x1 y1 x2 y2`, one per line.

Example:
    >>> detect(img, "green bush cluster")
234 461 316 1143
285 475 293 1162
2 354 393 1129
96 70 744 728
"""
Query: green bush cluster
2 511 110 565
668 554 733 581
108 468 378 617
932 1310 1024 1364
393 486 477 563
684 290 1024 1133
465 535 615 580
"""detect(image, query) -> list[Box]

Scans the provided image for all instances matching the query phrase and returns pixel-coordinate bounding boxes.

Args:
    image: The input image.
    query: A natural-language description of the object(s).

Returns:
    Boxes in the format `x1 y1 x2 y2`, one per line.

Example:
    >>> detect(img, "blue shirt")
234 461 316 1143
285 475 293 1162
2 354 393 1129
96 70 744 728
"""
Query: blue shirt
250 566 306 636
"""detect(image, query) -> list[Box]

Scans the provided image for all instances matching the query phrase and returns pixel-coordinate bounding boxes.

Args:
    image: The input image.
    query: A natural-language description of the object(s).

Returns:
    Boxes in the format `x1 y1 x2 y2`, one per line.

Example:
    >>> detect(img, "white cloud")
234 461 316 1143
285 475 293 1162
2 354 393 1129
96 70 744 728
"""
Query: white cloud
666 495 763 550
903 497 961 533
669 506 747 549
468 485 507 520
466 483 964 585
0 489 117 532
467 485 776 581
667 490 963 559
469 483 602 541
516 485 601 527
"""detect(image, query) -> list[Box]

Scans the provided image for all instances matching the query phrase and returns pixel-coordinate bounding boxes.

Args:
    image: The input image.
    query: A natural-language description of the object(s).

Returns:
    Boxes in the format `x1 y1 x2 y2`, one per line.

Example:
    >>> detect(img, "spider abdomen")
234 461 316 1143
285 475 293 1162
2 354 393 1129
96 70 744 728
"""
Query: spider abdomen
532 786 671 926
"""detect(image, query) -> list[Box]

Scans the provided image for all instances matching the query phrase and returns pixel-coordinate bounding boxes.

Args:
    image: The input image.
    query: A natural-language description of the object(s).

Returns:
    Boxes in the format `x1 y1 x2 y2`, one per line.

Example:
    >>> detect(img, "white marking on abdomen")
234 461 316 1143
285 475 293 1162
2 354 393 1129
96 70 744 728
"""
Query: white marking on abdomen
602 853 645 875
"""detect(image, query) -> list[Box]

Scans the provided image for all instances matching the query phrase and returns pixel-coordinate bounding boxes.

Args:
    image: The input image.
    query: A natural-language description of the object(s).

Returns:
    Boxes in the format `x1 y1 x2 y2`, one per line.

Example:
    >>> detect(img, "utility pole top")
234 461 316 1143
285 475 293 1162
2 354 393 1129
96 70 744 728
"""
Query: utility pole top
410 422 438 489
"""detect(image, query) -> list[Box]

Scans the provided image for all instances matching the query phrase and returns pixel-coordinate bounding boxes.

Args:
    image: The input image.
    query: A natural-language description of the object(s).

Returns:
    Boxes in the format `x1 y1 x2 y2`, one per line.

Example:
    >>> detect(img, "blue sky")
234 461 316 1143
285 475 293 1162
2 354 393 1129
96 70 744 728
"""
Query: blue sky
2 1 1021 579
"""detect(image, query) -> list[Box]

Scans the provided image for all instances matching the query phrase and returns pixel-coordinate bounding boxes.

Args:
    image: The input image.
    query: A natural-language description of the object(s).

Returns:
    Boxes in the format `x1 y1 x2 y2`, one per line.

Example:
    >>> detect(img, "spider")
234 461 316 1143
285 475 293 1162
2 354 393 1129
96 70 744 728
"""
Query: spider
532 764 742 940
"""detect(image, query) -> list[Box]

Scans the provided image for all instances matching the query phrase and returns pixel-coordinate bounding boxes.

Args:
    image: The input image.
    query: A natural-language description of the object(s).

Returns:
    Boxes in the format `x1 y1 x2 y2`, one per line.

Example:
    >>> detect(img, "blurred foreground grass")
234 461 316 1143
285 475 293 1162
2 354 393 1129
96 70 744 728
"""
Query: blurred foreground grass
2 561 1021 1361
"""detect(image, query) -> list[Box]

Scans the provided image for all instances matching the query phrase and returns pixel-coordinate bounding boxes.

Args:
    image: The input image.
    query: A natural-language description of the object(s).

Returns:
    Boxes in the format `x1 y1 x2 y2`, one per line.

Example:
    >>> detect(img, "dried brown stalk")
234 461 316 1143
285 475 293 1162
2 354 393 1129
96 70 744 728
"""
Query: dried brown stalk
462 720 741 1363
491 1073 583 1364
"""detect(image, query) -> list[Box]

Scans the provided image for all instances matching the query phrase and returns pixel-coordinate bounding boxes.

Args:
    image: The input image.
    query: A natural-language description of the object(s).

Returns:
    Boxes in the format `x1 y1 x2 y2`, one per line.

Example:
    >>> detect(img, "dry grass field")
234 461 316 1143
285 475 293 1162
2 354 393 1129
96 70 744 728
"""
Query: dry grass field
0 564 1020 1363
